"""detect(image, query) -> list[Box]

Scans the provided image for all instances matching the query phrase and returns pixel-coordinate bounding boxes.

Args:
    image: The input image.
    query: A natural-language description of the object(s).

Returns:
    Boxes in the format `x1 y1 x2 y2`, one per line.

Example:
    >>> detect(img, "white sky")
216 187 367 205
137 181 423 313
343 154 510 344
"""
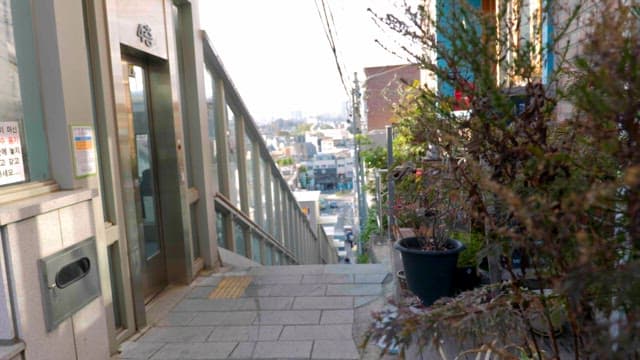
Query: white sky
198 0 413 123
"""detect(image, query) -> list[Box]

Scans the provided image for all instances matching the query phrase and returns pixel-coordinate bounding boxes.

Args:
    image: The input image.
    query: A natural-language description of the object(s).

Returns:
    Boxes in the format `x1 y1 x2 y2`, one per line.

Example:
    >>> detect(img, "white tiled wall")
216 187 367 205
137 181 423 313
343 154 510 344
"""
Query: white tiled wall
2 197 108 359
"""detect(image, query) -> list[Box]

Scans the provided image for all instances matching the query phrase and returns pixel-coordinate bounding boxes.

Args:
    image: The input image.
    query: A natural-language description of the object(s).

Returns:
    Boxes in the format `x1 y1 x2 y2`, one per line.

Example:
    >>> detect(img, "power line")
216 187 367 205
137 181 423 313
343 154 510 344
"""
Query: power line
313 0 350 99
323 0 351 81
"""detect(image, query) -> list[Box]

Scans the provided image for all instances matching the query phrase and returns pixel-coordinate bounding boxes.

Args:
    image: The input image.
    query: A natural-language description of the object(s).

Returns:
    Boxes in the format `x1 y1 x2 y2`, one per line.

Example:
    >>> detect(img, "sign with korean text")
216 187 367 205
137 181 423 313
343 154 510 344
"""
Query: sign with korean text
71 125 97 178
116 0 167 59
0 122 26 185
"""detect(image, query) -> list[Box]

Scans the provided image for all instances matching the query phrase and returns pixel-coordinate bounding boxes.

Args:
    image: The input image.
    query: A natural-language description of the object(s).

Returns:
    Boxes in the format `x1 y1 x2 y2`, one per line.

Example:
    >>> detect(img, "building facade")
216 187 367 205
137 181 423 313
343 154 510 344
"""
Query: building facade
312 153 338 191
363 64 421 131
0 1 336 358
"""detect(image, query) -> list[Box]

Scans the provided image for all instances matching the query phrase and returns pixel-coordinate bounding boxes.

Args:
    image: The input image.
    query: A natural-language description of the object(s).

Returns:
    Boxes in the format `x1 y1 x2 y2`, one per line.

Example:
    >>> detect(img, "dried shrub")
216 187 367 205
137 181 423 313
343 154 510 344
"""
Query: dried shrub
367 1 640 358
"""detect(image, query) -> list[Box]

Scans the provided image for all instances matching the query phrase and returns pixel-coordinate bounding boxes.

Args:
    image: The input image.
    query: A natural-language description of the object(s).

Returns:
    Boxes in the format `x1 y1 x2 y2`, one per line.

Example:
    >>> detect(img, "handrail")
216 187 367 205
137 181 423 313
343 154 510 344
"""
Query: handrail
214 193 296 262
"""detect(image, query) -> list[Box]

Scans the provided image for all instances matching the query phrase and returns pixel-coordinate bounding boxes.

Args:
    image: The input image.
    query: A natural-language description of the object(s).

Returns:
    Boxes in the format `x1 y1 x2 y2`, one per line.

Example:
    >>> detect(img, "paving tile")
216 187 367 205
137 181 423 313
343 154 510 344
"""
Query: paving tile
211 269 250 277
354 296 378 308
207 325 282 342
249 265 324 276
186 286 216 298
230 342 255 358
118 341 165 359
149 342 236 359
324 264 387 274
172 298 257 312
252 341 313 358
312 340 359 359
189 311 257 326
320 309 354 324
301 274 353 284
193 276 222 287
245 284 326 297
256 297 294 310
355 273 390 284
156 312 196 326
138 326 213 343
243 285 272 297
292 297 353 310
326 284 382 296
279 324 352 341
279 284 327 296
252 275 302 284
255 310 321 325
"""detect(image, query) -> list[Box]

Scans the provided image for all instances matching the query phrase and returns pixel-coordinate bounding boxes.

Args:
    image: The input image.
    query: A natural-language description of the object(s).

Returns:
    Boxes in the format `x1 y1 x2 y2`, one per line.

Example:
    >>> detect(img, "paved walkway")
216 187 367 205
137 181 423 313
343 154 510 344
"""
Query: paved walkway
117 264 392 359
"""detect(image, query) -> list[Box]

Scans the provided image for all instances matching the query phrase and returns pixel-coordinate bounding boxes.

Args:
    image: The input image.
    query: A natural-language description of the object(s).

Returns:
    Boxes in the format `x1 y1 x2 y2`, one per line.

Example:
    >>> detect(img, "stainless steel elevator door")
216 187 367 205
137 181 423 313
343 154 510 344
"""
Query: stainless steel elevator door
122 58 167 302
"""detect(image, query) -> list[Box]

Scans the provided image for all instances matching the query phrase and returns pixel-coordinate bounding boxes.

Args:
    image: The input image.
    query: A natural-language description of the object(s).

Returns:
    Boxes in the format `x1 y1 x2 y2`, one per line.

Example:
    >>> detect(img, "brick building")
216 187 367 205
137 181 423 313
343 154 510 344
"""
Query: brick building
363 64 421 131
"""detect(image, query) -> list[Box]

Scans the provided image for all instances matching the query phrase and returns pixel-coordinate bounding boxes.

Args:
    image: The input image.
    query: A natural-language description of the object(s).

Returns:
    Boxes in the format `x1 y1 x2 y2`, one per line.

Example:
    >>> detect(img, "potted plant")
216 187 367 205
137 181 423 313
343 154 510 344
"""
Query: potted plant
451 231 484 293
365 1 640 357
391 160 466 306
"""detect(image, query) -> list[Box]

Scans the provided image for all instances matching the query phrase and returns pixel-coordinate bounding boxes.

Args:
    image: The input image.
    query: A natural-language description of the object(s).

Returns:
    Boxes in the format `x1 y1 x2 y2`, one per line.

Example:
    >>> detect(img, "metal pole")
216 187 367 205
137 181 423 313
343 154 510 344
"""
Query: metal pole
351 73 366 256
375 170 382 230
386 125 394 241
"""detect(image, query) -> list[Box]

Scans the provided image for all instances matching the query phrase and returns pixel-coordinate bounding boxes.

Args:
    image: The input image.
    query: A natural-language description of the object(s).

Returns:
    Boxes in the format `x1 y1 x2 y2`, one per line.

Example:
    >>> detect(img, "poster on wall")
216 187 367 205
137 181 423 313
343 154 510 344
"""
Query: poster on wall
0 121 26 185
71 125 97 178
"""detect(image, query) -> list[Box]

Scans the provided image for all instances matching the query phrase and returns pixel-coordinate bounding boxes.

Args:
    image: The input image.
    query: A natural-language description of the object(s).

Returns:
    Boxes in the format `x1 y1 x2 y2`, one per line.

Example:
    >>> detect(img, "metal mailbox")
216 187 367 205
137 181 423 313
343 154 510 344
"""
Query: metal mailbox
38 237 101 332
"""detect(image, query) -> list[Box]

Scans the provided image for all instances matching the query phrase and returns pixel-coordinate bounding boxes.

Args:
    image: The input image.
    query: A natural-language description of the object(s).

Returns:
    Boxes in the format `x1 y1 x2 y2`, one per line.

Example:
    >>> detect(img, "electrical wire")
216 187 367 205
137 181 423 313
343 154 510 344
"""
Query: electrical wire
313 0 351 99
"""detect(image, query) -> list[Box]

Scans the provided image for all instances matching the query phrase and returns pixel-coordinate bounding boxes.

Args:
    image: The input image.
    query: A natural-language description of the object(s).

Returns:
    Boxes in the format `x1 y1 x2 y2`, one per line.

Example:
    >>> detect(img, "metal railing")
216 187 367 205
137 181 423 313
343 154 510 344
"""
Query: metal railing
201 31 337 265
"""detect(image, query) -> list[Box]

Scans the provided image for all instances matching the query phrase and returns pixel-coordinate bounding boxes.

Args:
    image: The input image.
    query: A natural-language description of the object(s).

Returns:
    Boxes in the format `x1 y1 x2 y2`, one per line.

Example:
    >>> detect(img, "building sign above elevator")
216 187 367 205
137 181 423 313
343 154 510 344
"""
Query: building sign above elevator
117 0 167 59
0 122 26 185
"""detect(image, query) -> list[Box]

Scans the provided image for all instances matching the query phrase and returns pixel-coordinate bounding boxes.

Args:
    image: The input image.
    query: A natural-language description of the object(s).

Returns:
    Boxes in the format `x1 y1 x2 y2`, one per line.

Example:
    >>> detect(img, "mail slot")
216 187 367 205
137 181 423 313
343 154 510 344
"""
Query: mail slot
39 237 101 331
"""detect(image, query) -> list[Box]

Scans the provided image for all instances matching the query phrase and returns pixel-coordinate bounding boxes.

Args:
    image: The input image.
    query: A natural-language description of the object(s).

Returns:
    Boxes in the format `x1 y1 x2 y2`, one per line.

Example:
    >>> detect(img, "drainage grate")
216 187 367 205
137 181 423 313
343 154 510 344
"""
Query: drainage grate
208 276 253 299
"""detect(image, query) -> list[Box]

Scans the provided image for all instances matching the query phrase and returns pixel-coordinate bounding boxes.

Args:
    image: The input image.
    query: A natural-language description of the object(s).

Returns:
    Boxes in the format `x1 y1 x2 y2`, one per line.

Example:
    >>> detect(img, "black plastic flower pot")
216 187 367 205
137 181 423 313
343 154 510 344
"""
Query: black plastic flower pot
453 266 481 294
393 237 465 306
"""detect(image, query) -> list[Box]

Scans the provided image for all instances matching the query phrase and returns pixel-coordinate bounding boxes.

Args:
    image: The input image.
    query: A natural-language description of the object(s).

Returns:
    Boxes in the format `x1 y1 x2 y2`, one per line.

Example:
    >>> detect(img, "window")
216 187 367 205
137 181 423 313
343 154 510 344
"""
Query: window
234 220 246 256
226 105 240 208
216 208 227 248
264 244 273 265
245 134 255 221
204 67 223 191
251 234 262 264
0 0 49 187
260 156 269 229
271 173 279 239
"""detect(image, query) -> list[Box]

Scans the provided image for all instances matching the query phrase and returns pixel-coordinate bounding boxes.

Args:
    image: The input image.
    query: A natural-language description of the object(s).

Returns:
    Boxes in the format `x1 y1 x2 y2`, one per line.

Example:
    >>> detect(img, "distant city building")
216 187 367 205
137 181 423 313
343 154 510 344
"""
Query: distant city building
292 134 316 160
293 190 321 235
335 150 354 191
320 137 335 153
305 127 352 153
313 153 338 191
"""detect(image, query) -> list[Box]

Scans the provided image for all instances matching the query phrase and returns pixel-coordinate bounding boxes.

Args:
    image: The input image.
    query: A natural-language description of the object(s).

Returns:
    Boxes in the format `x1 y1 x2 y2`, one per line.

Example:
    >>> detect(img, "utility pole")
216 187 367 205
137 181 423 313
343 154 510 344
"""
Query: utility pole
352 73 367 256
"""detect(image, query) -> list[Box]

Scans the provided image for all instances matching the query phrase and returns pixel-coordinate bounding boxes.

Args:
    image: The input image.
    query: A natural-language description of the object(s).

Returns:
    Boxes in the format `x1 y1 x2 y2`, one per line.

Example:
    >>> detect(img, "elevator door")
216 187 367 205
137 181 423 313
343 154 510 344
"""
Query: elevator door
122 58 167 301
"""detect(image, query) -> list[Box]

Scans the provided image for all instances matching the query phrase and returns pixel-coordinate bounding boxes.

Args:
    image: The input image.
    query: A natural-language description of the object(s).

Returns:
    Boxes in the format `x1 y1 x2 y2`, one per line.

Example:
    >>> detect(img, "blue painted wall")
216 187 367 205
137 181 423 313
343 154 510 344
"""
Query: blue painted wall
436 0 482 97
542 0 554 85
437 0 553 94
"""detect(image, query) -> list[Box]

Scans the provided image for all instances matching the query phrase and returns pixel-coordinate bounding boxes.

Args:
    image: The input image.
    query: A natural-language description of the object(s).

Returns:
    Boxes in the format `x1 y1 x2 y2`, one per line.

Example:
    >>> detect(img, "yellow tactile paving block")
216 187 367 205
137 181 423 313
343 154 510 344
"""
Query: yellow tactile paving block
208 276 253 299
